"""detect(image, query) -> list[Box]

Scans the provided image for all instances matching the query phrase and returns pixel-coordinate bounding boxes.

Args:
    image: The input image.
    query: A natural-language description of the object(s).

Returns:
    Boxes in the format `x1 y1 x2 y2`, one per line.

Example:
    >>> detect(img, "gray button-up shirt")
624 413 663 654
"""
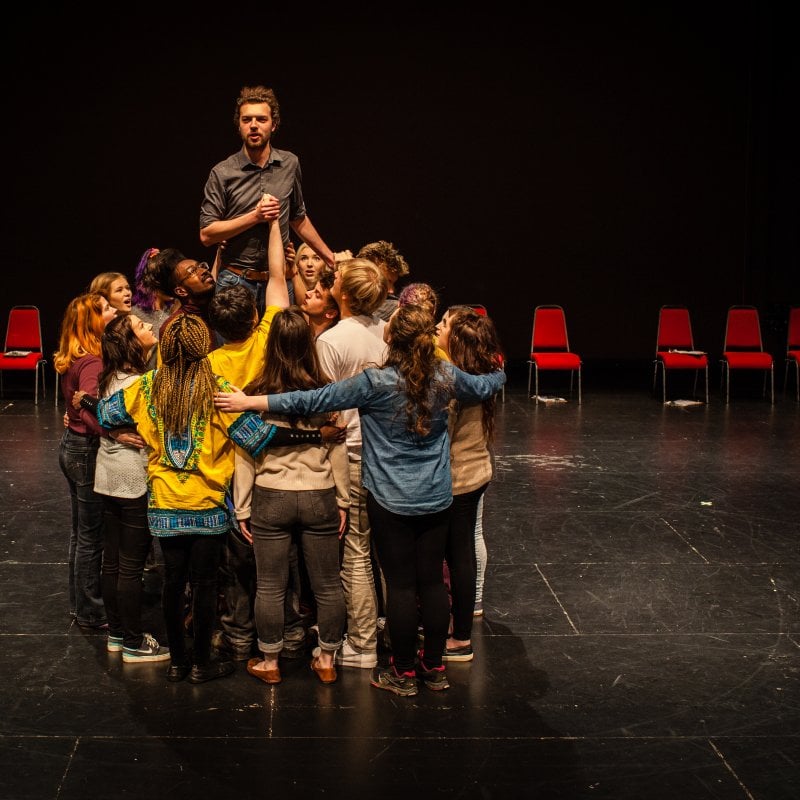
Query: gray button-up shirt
200 146 307 271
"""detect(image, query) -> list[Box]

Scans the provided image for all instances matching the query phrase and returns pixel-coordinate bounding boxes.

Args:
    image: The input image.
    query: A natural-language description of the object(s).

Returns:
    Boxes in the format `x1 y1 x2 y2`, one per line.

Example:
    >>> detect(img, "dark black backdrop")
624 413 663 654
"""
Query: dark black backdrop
4 2 797 374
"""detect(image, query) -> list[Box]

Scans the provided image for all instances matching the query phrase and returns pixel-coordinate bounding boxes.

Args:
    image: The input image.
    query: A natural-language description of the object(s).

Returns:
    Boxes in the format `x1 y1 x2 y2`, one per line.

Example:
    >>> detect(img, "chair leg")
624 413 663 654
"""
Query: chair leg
723 362 730 404
527 363 532 400
796 361 799 403
796 361 800 403
577 367 582 404
662 365 667 404
703 366 709 405
769 366 774 404
535 366 540 404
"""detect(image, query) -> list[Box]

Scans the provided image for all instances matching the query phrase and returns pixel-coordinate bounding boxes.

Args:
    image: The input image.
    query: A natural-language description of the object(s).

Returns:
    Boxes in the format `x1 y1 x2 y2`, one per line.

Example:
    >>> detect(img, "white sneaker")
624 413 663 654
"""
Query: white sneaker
313 638 377 669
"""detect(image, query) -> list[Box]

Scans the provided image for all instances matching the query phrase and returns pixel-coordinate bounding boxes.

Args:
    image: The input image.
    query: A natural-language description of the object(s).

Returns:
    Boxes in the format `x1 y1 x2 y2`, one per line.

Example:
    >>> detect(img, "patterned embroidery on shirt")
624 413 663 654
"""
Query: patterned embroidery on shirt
140 372 207 479
97 390 134 428
148 506 229 536
228 411 276 457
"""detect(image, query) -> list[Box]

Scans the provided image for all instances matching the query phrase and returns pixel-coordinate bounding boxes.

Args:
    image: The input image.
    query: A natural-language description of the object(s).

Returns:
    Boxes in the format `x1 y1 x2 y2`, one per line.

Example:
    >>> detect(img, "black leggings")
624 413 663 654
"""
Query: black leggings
367 493 451 672
159 533 226 667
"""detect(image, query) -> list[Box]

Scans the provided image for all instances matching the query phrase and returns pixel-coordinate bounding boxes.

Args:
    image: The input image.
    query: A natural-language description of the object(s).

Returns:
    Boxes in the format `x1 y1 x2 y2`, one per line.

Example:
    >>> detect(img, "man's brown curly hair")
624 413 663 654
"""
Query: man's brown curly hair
356 241 410 277
234 85 281 132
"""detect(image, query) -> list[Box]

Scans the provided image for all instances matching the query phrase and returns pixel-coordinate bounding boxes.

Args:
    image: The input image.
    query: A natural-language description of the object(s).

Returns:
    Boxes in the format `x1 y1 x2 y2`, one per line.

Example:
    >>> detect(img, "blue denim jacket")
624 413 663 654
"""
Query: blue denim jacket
267 362 505 515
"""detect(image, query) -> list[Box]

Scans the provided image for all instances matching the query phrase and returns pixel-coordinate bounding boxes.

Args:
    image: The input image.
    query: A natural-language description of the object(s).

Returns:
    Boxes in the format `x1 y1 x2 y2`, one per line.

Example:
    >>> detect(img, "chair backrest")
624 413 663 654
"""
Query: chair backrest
4 306 43 352
531 305 570 352
656 305 694 352
787 306 800 351
467 304 488 317
724 305 763 352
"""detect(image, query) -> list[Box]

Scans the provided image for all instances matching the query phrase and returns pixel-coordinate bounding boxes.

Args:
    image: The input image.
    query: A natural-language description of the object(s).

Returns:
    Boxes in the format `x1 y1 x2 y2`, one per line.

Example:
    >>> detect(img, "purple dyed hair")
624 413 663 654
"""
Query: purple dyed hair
130 247 159 312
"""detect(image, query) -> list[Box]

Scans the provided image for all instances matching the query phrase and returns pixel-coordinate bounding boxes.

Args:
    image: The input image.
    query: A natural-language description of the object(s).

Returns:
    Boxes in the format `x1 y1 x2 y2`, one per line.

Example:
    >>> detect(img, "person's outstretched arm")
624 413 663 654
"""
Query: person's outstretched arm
264 213 290 309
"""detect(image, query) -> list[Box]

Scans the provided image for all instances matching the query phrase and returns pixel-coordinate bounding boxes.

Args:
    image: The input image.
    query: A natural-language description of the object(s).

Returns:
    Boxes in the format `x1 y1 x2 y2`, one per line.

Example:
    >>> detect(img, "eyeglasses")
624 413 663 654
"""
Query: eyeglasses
179 262 209 282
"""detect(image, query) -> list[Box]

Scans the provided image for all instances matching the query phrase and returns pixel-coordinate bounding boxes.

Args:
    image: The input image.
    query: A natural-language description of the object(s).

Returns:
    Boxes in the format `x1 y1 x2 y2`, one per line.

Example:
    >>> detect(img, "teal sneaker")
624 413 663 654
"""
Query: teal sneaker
122 633 170 663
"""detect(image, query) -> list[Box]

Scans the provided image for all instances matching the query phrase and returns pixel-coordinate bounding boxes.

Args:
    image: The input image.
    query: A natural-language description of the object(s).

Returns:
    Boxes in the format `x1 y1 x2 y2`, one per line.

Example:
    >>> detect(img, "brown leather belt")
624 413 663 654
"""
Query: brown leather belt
223 265 269 282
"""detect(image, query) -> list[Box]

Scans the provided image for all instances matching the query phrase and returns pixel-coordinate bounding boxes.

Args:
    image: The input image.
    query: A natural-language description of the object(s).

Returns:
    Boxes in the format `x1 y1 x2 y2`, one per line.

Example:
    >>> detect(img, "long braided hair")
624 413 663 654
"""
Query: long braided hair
152 314 215 434
383 304 451 437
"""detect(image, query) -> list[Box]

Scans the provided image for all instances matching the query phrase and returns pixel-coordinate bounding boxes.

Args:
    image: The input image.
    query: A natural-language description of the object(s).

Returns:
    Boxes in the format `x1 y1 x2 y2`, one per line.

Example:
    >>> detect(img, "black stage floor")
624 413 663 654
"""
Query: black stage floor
1 371 798 799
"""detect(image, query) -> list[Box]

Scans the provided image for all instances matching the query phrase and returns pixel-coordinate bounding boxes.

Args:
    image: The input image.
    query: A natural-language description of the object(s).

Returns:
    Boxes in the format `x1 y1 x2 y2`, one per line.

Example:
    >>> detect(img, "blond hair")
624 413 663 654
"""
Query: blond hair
338 258 387 316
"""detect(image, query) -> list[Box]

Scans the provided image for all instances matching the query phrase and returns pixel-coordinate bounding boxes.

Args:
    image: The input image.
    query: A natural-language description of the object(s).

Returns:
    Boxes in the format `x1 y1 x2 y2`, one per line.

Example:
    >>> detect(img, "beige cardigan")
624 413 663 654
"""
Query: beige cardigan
448 400 493 495
233 411 350 520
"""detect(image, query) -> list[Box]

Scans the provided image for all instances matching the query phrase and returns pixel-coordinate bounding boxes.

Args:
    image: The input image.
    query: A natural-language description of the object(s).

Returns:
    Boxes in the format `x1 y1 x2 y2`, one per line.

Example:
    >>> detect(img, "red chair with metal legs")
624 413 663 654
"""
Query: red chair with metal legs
720 305 774 404
652 305 709 403
784 305 800 402
0 305 47 404
527 305 581 403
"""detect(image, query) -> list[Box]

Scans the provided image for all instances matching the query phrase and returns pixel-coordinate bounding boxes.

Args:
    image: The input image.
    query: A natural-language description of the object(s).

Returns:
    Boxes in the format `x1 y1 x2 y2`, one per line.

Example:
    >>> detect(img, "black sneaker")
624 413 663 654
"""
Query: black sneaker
187 659 235 684
416 652 449 691
166 662 191 682
370 665 418 697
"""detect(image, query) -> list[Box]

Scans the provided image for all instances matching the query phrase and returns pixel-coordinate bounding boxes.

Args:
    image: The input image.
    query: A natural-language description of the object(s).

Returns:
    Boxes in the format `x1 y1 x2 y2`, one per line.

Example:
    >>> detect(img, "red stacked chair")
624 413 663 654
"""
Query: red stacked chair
720 305 774 403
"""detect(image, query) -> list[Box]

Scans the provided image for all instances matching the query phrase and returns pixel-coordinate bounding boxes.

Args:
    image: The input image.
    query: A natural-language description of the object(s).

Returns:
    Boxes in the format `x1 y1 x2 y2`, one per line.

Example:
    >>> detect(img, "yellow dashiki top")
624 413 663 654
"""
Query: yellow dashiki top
96 371 278 537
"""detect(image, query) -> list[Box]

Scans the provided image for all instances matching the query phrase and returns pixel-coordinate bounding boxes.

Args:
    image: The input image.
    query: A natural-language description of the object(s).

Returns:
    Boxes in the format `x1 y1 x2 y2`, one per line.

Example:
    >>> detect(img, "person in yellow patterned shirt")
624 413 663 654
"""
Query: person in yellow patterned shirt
95 313 338 685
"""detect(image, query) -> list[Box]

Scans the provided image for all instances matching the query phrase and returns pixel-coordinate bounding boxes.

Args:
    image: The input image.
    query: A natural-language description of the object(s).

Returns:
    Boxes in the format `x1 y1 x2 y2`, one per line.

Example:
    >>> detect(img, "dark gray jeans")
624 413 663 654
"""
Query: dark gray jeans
250 487 345 654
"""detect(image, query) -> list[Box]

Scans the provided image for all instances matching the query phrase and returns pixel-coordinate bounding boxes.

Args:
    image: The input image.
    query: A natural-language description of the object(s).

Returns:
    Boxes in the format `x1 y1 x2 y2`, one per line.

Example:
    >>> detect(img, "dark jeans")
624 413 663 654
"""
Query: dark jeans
250 487 345 654
58 429 106 626
100 493 152 649
217 528 258 656
218 527 307 657
446 484 487 641
160 533 226 667
367 492 451 672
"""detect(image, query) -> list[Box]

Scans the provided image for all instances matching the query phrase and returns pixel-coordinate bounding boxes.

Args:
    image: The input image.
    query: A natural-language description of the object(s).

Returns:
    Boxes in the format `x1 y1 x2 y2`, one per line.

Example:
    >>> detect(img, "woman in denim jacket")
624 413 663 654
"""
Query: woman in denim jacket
214 304 505 697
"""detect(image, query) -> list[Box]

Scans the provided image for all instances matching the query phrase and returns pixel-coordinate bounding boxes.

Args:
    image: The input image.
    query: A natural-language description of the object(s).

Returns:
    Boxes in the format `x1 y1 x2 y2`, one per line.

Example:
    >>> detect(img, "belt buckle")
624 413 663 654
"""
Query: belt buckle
241 267 254 280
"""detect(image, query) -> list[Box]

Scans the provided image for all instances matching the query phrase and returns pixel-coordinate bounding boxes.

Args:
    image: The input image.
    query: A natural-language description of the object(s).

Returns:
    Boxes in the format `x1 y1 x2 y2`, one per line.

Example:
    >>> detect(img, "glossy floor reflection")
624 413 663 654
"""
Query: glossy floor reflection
0 376 798 799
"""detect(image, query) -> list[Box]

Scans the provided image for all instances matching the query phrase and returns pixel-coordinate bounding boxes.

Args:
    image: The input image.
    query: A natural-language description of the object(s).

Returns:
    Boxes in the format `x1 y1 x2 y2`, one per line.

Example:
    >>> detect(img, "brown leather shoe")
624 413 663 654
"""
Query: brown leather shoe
310 656 337 684
247 657 281 685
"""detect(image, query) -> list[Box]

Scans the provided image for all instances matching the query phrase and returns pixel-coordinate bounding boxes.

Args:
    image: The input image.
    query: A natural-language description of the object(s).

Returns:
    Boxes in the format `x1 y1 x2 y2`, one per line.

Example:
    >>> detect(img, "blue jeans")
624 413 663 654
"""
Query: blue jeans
250 487 345 654
59 429 106 626
216 269 266 317
100 493 151 649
